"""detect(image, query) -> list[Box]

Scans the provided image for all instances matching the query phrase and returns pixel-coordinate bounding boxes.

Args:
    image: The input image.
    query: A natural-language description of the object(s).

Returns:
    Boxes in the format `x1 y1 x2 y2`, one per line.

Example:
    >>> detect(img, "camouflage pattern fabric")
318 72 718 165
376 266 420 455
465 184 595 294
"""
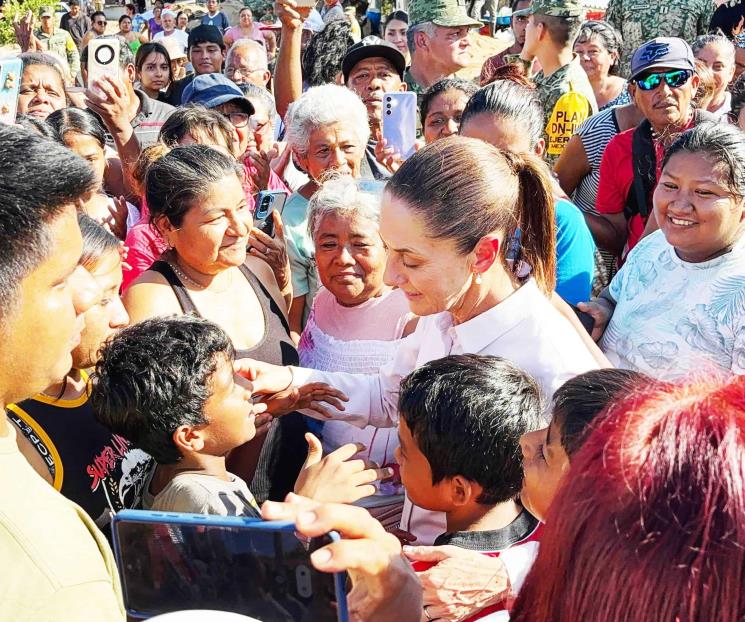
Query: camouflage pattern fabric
408 0 481 27
534 54 598 165
244 0 273 18
605 0 715 77
528 0 583 17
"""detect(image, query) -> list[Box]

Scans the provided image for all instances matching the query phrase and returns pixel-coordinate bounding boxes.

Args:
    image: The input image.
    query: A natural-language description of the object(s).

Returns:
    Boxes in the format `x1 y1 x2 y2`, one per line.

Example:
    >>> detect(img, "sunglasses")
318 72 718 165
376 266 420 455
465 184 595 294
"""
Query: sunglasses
634 69 692 91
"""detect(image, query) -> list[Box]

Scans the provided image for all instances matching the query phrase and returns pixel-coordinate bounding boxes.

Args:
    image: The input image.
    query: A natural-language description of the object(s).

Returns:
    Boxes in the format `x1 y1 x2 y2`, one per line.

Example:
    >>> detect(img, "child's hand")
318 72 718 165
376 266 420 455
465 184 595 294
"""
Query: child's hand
294 433 393 504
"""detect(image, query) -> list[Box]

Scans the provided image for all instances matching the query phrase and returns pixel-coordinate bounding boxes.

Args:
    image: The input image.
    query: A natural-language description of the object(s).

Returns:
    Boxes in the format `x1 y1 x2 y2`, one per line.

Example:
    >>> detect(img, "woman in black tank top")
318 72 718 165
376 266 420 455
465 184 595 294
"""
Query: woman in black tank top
124 146 307 502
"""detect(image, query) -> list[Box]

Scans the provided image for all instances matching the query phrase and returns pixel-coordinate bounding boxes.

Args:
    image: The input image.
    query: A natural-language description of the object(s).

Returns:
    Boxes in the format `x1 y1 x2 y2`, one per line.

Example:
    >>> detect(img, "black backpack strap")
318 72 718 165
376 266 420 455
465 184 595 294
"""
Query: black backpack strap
625 119 656 222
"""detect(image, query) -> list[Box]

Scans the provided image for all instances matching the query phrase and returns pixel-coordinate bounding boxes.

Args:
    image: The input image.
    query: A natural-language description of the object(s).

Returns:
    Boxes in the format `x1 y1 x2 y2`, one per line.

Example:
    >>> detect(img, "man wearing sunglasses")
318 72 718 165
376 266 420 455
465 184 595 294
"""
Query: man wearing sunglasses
589 37 711 263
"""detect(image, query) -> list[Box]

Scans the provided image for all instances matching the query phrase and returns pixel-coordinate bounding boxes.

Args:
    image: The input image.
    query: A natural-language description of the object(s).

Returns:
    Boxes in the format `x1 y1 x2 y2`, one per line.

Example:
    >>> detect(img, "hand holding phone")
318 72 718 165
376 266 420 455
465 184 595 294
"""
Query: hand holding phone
382 92 417 161
254 190 288 237
262 495 422 621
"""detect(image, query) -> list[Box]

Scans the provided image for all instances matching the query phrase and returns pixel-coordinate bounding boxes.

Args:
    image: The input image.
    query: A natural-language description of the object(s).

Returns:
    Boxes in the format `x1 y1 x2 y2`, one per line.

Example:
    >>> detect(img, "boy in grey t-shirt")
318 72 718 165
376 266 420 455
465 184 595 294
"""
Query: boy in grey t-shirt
91 315 263 517
91 315 388 516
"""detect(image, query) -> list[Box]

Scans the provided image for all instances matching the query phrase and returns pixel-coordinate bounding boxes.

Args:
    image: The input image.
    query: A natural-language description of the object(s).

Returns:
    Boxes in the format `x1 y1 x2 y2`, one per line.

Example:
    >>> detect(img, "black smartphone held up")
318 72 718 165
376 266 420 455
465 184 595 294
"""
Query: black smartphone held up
111 510 349 621
254 190 288 237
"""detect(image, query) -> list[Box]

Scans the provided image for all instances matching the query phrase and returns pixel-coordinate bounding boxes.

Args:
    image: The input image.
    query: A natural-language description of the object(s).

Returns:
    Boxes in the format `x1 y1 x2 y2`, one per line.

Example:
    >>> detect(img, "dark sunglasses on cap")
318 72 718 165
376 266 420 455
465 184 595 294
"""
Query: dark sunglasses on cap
634 69 693 91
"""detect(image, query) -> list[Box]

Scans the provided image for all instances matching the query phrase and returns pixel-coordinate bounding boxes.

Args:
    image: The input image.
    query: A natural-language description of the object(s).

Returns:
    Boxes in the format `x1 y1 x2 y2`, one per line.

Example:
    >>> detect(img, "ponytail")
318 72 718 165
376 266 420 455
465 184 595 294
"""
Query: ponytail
133 142 171 202
505 151 556 296
388 136 557 297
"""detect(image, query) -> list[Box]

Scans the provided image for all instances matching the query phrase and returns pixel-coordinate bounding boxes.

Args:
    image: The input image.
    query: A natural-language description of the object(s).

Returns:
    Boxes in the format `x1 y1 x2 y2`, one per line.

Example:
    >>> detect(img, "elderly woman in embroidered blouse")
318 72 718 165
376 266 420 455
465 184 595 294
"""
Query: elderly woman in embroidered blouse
243 136 600 545
299 176 416 467
579 122 745 380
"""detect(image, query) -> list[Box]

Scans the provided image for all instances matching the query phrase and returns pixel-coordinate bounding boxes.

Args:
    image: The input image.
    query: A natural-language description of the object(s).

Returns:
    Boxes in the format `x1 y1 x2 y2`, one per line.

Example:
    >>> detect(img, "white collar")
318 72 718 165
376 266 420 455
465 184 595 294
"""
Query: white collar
437 280 543 354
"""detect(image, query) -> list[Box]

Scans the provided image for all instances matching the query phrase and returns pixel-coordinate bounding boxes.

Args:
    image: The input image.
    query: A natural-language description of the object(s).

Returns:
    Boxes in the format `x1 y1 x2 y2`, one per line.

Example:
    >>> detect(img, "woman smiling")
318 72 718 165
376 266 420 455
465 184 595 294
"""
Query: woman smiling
581 123 745 379
299 177 414 463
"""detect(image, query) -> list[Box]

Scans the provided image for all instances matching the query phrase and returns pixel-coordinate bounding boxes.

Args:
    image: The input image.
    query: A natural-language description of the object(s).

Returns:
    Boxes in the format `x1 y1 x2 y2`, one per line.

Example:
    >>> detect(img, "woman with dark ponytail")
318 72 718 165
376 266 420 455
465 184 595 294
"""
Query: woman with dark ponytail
243 135 600 546
460 79 597 306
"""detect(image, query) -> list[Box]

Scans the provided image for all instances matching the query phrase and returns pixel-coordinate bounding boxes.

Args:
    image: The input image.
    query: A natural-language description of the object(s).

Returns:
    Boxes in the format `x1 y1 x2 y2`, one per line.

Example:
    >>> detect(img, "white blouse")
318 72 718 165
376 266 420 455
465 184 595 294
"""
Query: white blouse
291 279 599 544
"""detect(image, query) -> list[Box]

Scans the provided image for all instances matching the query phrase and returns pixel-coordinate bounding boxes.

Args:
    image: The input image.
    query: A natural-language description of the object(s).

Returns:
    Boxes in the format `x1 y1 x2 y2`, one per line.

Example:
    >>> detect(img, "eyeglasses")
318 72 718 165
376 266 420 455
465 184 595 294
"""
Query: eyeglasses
223 111 249 128
634 69 692 91
226 67 263 79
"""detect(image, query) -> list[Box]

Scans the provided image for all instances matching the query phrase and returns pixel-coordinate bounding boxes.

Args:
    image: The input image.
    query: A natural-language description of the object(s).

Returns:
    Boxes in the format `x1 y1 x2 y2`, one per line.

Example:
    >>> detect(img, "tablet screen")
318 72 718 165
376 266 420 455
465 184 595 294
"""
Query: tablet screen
114 518 341 621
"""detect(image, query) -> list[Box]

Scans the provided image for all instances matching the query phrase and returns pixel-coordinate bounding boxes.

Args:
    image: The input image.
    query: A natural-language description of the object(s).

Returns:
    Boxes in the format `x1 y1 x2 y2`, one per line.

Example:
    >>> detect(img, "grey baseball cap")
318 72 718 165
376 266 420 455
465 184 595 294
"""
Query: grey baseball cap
629 37 695 81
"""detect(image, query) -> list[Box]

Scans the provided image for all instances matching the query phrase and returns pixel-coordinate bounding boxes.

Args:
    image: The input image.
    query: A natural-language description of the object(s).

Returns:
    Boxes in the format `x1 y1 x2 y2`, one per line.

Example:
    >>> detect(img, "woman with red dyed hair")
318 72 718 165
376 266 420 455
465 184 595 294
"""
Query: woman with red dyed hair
511 375 745 622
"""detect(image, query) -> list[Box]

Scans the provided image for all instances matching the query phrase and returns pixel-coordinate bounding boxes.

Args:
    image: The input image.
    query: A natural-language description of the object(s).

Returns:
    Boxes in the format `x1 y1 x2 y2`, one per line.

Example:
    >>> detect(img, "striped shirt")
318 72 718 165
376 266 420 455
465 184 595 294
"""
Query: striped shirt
571 107 620 216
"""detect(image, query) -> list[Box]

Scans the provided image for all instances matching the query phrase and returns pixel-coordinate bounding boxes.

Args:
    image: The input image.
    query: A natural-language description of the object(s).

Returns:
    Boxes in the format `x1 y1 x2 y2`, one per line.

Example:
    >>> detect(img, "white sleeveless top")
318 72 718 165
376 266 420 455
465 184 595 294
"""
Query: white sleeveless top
298 288 411 465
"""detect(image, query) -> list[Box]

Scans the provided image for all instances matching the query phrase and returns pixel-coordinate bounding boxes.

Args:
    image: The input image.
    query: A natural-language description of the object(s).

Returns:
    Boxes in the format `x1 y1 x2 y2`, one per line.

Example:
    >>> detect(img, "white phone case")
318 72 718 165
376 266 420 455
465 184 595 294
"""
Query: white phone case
88 38 120 88
382 92 417 160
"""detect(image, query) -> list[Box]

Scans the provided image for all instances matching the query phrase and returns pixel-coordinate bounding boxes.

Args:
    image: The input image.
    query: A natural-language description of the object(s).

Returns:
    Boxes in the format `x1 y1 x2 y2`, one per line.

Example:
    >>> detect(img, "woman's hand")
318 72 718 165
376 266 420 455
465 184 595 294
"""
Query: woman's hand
259 382 348 418
261 493 422 622
248 211 292 298
576 297 613 342
12 10 37 52
106 196 129 241
247 149 272 190
294 433 392 503
234 358 294 394
403 545 511 622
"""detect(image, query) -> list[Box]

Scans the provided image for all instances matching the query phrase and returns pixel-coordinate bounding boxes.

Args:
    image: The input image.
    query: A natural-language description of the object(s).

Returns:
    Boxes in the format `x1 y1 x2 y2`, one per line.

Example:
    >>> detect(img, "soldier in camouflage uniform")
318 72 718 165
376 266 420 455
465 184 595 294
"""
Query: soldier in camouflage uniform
519 0 598 164
605 0 715 77
404 0 481 95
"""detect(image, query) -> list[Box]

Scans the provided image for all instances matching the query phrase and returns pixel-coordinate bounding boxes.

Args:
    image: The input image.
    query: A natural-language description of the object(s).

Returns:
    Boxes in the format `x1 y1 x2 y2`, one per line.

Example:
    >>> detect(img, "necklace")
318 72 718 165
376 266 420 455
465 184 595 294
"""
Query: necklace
168 258 233 294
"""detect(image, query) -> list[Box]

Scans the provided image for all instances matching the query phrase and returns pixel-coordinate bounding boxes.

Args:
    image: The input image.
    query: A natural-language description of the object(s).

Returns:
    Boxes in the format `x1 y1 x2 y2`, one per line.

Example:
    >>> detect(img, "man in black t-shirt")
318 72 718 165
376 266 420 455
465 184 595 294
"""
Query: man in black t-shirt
165 25 227 105
60 0 91 49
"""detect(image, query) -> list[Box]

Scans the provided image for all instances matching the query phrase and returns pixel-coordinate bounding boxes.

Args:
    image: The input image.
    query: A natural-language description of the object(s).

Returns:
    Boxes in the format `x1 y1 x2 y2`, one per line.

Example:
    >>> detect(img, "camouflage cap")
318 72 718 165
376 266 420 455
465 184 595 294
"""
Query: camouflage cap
38 5 54 17
513 0 583 18
408 0 481 28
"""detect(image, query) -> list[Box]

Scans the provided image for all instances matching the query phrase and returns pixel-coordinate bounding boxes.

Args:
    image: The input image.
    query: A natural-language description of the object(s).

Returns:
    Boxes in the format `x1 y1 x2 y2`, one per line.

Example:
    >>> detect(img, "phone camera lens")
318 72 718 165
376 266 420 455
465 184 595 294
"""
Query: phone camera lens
386 110 391 115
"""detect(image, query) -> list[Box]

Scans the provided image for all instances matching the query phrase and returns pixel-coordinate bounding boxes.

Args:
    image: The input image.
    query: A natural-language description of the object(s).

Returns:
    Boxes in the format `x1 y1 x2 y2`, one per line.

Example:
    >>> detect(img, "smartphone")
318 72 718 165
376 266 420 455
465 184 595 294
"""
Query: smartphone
382 92 417 160
88 38 120 89
0 58 23 125
254 190 288 237
112 510 349 621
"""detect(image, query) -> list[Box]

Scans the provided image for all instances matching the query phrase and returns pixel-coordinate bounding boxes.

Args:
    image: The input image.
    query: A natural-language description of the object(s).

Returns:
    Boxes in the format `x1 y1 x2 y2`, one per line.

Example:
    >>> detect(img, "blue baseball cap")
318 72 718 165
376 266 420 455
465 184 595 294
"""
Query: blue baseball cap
181 73 255 114
630 37 695 81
